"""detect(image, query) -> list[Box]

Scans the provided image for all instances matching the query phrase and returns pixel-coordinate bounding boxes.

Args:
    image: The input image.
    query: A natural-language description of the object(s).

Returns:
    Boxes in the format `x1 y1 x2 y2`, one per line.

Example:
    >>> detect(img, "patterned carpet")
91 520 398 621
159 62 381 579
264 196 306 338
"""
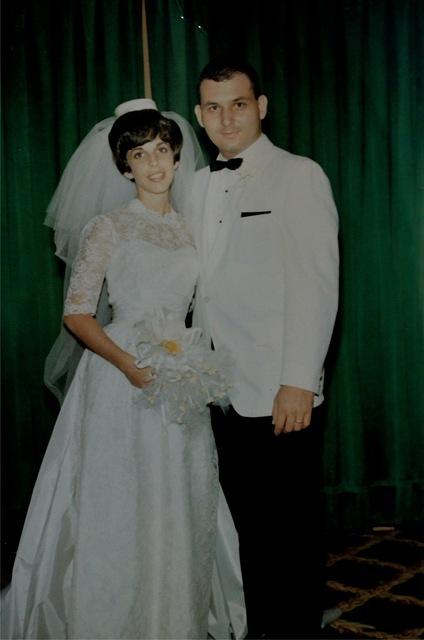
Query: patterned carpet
2 513 423 638
323 527 424 639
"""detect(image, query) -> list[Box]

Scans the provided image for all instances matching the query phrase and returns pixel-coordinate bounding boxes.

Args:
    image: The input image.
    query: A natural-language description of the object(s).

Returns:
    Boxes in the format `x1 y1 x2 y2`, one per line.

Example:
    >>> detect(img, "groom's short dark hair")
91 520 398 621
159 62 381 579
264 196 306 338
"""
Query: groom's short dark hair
197 57 262 100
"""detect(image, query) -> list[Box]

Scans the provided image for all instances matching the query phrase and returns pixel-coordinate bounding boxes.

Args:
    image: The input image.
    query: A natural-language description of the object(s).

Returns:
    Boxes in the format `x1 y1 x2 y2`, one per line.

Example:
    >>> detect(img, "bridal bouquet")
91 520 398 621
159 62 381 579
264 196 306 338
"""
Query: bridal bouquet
132 310 232 425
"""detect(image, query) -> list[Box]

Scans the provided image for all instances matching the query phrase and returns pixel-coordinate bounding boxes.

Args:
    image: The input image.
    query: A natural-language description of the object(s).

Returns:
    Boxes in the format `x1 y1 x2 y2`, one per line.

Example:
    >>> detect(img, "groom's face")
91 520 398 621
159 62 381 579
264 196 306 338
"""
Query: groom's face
195 73 267 159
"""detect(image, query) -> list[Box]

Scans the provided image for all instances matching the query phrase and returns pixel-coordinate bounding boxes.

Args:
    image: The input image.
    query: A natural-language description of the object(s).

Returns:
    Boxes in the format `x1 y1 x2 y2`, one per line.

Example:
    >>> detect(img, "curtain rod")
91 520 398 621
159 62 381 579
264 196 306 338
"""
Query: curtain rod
141 0 152 98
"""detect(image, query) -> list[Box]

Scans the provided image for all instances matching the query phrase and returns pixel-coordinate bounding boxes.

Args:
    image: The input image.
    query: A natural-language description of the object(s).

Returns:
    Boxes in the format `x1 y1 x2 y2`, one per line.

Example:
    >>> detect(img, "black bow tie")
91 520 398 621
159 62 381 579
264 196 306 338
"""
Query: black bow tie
210 157 243 172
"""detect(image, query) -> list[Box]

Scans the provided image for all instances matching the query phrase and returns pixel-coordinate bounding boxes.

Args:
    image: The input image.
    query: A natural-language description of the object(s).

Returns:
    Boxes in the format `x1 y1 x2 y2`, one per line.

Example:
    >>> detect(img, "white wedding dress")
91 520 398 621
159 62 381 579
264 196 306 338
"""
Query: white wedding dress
2 199 246 640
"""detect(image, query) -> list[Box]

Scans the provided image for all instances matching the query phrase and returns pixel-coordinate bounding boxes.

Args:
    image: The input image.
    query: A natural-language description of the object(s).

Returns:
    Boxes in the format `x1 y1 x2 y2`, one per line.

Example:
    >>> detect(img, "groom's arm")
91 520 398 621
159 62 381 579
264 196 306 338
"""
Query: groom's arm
273 158 339 434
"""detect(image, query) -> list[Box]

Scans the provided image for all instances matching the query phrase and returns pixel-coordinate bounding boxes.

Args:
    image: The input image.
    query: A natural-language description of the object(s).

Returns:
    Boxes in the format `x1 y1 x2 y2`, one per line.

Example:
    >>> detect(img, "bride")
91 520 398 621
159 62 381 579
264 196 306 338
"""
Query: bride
2 100 246 639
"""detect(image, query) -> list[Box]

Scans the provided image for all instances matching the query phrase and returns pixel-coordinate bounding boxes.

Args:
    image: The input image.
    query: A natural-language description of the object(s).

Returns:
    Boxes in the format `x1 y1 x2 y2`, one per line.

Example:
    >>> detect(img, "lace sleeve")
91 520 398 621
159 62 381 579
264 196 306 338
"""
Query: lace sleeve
63 215 116 315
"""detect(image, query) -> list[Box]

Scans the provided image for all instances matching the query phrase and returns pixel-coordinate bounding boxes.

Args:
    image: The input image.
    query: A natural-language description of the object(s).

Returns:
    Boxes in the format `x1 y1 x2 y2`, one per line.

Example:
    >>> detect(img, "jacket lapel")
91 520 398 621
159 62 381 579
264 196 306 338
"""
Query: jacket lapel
202 138 279 279
190 168 211 253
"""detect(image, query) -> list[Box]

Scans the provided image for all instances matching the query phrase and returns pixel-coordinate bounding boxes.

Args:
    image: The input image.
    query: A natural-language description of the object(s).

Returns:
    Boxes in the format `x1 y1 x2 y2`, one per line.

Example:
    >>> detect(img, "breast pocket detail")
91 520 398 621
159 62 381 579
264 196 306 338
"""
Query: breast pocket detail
240 210 272 218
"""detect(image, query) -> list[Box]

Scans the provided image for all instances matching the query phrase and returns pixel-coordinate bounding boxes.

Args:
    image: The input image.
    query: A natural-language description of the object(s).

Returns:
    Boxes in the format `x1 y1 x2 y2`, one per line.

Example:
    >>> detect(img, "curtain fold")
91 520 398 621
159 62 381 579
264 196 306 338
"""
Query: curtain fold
2 0 423 529
146 0 209 126
199 0 423 528
2 0 144 511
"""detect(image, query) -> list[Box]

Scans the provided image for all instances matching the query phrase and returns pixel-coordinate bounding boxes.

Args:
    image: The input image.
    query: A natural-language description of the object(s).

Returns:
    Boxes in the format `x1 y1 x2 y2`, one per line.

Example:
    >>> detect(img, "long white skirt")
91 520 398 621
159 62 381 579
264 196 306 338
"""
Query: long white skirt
1 338 246 639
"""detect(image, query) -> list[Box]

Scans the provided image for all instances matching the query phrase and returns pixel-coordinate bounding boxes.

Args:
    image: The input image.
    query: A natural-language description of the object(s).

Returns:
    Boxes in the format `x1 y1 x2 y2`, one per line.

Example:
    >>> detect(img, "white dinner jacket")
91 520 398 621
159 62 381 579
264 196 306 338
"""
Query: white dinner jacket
188 135 339 417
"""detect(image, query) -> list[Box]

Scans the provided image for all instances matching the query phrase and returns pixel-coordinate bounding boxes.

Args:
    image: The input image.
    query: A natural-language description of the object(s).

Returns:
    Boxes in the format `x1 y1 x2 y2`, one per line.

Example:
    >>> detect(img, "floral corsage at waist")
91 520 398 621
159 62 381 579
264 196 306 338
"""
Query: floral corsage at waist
132 310 232 425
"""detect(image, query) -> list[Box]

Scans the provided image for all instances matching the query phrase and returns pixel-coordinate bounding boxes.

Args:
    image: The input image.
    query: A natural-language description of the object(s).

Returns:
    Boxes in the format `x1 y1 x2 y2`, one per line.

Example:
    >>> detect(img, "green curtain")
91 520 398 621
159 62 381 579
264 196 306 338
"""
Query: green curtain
2 0 144 511
2 0 423 530
148 0 424 529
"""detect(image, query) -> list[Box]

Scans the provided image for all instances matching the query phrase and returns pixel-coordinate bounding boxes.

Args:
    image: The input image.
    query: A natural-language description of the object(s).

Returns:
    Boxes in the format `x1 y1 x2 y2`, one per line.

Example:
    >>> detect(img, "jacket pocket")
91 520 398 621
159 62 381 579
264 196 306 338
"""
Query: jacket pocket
240 210 272 217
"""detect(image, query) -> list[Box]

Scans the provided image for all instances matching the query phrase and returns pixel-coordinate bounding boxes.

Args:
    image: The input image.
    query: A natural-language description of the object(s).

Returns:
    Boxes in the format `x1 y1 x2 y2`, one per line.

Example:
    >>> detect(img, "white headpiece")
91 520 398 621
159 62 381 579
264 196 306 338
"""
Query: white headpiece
114 98 157 117
44 99 205 401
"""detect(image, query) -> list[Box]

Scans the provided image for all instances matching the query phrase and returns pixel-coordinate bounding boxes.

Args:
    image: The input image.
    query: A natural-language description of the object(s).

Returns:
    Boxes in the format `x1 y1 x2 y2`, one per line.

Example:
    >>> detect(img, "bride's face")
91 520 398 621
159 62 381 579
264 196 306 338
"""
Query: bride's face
124 136 179 196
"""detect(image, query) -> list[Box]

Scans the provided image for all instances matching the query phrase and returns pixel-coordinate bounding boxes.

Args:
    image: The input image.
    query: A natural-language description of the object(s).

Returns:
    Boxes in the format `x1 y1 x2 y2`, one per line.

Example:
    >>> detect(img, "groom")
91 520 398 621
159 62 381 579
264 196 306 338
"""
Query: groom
189 57 339 639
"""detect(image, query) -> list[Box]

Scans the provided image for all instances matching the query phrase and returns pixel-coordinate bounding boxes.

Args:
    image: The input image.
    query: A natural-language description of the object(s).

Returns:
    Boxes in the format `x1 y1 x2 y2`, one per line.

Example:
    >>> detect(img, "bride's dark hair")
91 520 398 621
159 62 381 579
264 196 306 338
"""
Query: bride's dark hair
109 109 183 174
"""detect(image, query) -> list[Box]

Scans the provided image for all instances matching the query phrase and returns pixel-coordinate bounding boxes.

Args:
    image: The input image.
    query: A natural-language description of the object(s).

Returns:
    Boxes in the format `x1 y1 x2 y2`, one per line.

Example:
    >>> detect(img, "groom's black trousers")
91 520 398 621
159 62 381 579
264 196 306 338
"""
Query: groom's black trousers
210 404 326 639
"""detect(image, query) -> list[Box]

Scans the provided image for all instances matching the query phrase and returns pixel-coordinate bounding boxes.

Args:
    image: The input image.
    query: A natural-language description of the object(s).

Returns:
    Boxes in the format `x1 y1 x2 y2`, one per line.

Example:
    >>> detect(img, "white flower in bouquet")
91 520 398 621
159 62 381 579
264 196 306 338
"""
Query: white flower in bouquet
133 309 232 425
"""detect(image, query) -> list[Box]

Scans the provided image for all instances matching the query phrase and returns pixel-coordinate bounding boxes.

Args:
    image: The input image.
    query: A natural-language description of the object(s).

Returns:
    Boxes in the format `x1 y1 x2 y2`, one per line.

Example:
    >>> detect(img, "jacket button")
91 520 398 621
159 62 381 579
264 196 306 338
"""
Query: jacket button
204 296 210 303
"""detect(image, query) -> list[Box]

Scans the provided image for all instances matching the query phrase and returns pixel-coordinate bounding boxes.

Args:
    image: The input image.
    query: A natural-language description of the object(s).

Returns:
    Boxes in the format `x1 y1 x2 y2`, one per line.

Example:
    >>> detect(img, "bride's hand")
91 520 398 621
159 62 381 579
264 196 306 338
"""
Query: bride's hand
119 354 155 388
125 365 155 389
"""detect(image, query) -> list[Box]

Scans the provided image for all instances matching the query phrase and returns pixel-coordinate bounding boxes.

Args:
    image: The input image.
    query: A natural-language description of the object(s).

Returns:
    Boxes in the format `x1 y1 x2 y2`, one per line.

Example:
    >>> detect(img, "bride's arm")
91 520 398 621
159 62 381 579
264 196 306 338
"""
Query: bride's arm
64 314 152 388
63 215 152 389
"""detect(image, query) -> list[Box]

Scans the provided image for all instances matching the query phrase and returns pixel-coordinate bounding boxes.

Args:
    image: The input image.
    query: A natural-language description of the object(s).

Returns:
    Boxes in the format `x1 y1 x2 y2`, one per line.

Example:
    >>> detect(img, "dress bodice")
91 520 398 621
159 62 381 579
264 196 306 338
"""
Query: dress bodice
64 199 198 323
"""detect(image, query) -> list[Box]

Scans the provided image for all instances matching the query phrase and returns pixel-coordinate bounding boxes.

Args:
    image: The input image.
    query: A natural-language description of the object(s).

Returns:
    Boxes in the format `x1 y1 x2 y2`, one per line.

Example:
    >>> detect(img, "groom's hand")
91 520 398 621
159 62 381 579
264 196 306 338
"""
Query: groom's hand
272 385 314 435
